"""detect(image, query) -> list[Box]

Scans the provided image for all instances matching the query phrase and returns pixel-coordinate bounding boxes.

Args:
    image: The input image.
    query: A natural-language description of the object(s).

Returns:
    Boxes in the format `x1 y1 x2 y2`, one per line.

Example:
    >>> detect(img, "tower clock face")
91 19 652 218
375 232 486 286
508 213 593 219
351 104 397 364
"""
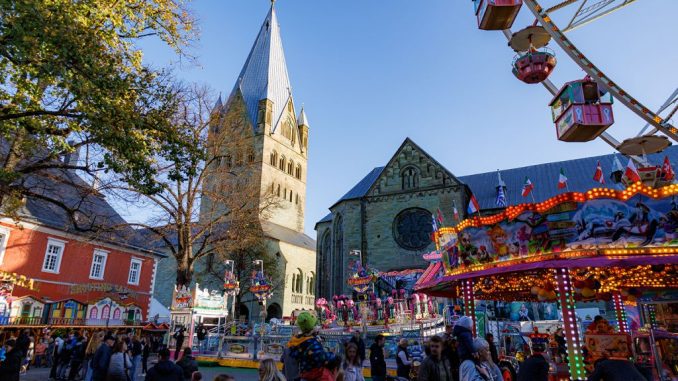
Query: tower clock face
393 208 433 250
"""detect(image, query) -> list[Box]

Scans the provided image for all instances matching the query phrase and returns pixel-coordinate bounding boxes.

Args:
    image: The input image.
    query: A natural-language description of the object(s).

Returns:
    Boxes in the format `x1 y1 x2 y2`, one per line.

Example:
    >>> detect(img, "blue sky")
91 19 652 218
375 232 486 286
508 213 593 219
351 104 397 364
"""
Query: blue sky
133 0 678 236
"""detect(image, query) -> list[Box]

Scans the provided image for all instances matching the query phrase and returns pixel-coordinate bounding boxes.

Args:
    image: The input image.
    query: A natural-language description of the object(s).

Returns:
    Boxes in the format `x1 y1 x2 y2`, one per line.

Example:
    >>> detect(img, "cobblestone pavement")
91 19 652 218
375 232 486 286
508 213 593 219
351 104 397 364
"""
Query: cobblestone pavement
20 365 259 381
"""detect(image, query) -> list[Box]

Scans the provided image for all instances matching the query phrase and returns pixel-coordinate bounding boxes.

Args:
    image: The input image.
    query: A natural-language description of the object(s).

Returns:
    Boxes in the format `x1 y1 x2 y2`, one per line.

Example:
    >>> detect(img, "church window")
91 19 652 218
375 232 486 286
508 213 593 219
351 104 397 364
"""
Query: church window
247 149 255 163
279 156 286 171
289 191 293 202
270 151 278 166
295 269 303 293
295 165 302 179
401 166 420 190
287 160 294 175
319 231 332 298
234 150 243 166
276 184 281 197
225 154 232 169
295 194 299 204
333 215 344 296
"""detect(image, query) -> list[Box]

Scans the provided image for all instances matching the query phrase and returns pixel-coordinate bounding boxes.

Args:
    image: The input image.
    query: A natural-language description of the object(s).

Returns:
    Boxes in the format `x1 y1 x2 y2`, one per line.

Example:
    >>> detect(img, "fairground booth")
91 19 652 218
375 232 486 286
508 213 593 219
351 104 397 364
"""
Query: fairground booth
416 182 678 381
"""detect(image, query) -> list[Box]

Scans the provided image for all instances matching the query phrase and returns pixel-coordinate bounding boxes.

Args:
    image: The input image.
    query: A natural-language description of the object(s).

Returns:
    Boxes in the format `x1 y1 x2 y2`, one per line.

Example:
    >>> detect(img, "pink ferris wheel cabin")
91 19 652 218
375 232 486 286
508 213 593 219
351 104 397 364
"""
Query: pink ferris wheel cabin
549 77 615 142
473 0 523 30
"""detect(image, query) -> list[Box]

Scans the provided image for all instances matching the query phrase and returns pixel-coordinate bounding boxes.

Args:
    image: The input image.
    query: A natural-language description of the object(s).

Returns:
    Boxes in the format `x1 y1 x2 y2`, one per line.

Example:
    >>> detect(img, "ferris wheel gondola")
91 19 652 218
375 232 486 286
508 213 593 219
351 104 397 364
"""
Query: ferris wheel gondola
471 0 677 155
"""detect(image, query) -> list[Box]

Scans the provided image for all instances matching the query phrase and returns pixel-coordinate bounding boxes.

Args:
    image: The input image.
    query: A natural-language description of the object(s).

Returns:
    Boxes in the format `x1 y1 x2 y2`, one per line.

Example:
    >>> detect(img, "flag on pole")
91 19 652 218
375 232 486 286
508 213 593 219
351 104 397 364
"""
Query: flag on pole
467 194 480 215
661 156 675 181
557 168 568 189
625 159 641 183
436 208 444 225
593 161 605 184
611 155 624 183
496 171 507 207
431 214 438 232
521 177 534 197
453 205 460 221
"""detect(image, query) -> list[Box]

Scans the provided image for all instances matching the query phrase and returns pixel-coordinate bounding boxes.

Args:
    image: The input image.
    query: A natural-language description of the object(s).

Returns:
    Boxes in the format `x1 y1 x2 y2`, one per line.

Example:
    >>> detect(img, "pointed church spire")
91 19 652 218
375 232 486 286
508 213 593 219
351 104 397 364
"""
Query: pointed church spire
213 94 223 113
226 3 293 132
298 106 309 127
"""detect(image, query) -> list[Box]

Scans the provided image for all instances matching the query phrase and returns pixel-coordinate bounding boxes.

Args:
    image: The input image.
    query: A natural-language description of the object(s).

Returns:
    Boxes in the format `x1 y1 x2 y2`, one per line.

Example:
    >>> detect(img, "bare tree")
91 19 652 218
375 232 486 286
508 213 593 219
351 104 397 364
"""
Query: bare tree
113 84 280 288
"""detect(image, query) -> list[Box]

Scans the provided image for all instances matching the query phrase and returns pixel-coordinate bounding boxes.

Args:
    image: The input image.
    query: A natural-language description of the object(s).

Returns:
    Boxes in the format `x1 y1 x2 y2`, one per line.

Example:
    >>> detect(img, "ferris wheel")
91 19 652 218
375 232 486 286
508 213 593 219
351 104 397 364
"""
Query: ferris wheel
472 0 678 165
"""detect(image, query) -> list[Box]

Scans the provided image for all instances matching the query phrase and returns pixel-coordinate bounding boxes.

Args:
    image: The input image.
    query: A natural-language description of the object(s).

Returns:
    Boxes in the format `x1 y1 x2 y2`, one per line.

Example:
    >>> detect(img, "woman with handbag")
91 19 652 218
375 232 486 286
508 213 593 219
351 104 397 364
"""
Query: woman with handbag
106 341 132 381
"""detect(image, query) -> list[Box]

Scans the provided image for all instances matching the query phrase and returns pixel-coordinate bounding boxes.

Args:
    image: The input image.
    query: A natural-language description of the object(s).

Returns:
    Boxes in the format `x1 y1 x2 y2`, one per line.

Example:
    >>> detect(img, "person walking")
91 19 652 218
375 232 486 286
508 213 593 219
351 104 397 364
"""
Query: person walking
259 358 287 381
67 336 86 381
396 339 412 380
106 340 132 381
129 336 142 381
587 358 648 381
459 338 503 381
176 347 199 380
91 335 115 381
418 336 453 381
173 328 185 361
145 348 183 381
516 342 549 381
453 317 475 363
349 330 366 365
369 335 387 381
49 334 63 379
343 343 364 381
84 332 104 381
141 337 151 376
34 338 47 367
0 339 22 381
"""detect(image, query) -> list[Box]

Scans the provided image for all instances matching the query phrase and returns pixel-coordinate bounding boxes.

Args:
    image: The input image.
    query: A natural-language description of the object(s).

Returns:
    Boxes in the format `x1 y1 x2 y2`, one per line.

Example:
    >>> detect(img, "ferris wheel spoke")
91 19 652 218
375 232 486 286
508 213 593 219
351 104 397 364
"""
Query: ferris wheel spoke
637 88 678 137
522 0 678 143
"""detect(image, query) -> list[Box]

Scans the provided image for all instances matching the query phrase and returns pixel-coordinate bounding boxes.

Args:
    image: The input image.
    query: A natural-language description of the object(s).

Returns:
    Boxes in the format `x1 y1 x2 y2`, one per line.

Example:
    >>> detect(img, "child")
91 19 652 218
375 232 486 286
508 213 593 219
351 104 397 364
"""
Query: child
287 311 335 381
452 316 475 362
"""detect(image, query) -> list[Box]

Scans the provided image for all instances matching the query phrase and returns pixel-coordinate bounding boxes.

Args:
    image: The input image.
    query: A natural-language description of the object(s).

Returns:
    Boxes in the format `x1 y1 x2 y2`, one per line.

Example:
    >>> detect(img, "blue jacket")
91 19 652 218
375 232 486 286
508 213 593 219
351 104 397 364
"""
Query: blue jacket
453 324 474 362
91 343 112 381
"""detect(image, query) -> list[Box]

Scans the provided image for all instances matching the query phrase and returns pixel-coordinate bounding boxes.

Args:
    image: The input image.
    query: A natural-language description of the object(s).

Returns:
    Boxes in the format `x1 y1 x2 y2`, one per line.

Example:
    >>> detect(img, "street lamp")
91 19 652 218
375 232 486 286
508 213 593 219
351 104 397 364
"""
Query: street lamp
253 259 264 274
252 259 268 359
350 250 362 265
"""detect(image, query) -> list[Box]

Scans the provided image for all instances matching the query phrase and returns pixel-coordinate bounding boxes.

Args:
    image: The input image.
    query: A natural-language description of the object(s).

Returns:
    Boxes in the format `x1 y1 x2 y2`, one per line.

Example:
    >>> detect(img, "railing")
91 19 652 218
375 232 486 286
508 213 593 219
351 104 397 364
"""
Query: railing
291 294 303 304
305 296 315 305
0 316 143 326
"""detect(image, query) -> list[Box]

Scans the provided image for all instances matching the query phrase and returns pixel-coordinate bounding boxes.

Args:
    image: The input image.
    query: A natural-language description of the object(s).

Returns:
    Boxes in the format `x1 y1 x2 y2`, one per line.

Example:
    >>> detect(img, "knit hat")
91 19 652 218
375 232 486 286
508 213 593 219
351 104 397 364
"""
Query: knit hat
457 316 473 330
296 311 318 333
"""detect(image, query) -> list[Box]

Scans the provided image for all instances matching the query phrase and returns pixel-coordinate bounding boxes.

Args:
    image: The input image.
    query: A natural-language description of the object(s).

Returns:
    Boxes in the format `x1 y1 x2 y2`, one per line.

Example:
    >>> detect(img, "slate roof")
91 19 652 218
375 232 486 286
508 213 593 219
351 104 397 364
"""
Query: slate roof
316 141 678 226
223 4 294 133
459 145 678 210
13 169 163 256
261 220 316 250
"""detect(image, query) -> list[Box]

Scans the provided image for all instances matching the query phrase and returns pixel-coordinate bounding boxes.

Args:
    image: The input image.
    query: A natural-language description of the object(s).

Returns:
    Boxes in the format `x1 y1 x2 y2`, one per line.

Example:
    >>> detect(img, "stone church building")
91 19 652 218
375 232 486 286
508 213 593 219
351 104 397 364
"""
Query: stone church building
154 4 316 320
315 138 469 298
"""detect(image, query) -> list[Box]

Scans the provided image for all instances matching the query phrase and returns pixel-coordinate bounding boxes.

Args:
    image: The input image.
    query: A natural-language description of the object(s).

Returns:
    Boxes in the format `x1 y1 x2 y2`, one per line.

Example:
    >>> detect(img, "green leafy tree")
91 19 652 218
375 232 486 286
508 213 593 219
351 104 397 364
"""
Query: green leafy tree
0 0 195 221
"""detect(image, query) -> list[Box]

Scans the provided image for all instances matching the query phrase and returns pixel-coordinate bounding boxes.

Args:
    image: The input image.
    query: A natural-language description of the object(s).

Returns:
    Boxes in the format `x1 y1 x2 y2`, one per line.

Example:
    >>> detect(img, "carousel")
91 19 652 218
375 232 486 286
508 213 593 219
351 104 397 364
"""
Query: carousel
416 181 678 381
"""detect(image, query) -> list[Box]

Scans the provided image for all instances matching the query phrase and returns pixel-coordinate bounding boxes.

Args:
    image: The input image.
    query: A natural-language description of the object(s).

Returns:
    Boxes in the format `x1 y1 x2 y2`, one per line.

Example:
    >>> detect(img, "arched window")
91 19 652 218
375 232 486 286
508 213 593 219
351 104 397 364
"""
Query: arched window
296 269 304 293
102 305 110 319
319 230 332 298
279 156 286 171
113 308 121 320
291 274 296 291
333 215 344 296
234 150 243 166
225 154 232 169
295 164 302 179
270 151 278 166
247 149 255 163
289 191 293 202
288 160 294 175
276 184 281 197
401 166 420 190
89 306 98 319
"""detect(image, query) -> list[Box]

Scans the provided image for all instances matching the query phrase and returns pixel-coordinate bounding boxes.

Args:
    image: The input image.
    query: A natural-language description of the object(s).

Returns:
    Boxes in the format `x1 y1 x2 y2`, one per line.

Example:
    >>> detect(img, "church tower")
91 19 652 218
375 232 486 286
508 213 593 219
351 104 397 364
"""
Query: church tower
203 3 309 232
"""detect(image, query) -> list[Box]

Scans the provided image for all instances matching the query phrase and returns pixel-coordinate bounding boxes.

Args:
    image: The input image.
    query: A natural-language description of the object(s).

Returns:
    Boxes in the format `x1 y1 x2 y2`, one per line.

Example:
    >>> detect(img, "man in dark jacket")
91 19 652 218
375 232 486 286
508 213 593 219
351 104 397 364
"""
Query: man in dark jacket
369 334 387 381
0 339 22 381
16 330 31 356
176 347 199 380
146 348 183 381
588 358 648 381
418 336 453 381
173 328 185 360
516 343 549 381
91 334 115 381
349 330 366 364
67 336 86 380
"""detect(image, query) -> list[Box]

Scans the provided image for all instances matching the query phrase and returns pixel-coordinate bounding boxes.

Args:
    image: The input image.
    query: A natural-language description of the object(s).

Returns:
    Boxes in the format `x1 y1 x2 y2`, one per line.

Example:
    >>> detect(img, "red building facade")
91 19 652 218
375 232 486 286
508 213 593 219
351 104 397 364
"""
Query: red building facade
0 219 160 326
